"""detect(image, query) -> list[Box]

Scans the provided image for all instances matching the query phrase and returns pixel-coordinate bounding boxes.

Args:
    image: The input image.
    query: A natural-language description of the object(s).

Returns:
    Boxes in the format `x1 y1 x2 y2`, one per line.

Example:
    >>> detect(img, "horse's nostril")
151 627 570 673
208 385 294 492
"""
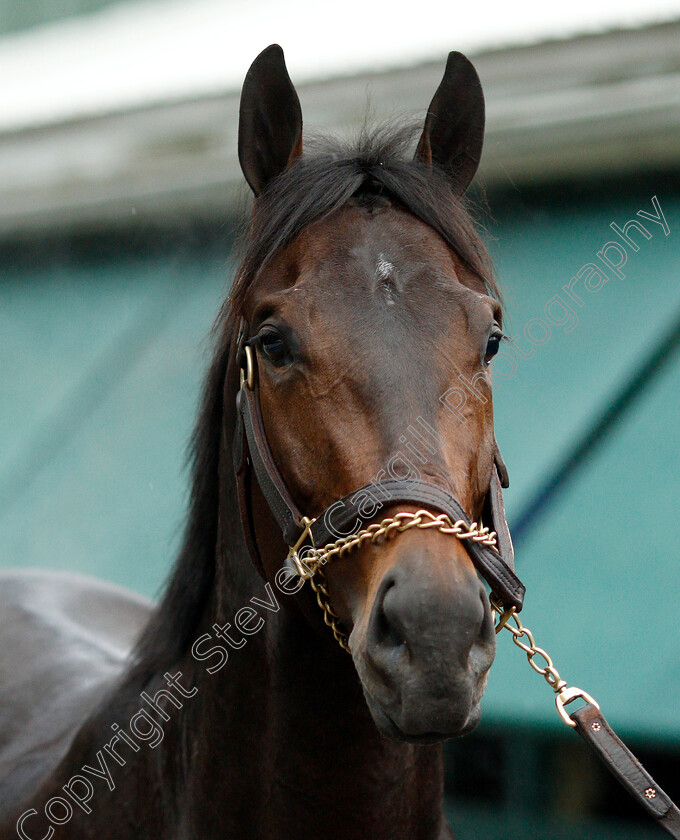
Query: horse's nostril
369 574 407 652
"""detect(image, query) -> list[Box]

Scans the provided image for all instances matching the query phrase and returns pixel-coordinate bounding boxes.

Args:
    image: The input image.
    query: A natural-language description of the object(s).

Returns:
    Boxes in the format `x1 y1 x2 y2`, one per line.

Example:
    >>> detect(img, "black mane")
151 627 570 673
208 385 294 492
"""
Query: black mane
130 123 498 677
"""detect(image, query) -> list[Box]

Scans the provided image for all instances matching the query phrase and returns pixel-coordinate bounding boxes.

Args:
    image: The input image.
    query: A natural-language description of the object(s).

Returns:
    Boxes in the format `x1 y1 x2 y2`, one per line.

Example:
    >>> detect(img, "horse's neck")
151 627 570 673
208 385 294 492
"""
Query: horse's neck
182 576 447 840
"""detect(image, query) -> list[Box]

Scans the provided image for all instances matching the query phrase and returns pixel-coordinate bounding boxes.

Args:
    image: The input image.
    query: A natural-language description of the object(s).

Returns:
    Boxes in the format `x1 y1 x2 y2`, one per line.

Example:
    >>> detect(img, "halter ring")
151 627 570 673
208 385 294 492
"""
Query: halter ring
239 345 254 390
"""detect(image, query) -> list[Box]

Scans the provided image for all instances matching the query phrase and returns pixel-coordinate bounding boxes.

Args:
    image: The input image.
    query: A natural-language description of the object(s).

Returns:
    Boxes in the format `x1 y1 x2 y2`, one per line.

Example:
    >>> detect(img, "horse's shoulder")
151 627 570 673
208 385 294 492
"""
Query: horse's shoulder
0 569 153 818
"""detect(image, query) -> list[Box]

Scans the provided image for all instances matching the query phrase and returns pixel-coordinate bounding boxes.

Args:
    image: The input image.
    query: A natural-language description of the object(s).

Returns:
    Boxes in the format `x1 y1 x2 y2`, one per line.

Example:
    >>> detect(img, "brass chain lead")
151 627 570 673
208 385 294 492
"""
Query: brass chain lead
308 569 351 653
289 509 498 654
490 596 600 727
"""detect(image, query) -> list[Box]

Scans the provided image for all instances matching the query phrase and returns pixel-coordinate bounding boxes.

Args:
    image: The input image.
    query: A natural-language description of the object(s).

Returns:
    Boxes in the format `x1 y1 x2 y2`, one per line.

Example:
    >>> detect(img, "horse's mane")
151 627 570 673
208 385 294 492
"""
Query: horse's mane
130 121 498 678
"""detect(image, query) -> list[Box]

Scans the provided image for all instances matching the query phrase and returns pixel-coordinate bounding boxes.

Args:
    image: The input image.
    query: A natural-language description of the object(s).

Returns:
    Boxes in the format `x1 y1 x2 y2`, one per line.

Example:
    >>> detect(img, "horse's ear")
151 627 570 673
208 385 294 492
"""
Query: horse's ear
415 51 485 195
238 44 303 196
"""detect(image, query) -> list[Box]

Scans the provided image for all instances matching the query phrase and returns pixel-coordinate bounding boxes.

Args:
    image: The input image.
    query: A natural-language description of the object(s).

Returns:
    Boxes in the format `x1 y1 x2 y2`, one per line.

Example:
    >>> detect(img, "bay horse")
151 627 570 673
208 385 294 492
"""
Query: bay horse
0 45 511 839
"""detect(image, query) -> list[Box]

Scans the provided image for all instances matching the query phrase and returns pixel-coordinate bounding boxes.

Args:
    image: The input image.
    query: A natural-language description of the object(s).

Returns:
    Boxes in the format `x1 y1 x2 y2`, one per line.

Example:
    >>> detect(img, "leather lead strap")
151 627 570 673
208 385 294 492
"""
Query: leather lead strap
571 705 680 839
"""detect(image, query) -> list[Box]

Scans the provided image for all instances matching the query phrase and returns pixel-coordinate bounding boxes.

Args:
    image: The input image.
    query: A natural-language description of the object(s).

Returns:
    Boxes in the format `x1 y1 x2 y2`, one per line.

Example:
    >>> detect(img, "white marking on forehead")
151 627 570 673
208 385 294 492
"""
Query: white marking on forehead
375 255 395 281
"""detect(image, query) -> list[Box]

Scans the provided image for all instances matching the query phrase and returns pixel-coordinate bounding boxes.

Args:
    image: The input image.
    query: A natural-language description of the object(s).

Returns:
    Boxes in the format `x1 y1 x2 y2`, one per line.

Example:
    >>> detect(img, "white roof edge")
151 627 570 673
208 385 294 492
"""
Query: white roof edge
1 0 680 133
1 18 680 236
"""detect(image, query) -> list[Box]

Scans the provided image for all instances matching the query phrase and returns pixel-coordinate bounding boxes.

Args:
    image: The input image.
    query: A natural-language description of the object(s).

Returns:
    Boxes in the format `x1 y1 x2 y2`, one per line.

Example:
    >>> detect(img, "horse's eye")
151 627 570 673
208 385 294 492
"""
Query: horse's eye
257 330 290 366
485 331 503 365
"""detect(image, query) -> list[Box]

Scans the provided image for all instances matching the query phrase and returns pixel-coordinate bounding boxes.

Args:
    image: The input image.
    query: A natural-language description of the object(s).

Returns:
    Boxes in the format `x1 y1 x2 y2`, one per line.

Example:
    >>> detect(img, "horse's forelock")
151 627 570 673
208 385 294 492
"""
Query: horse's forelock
229 121 499 319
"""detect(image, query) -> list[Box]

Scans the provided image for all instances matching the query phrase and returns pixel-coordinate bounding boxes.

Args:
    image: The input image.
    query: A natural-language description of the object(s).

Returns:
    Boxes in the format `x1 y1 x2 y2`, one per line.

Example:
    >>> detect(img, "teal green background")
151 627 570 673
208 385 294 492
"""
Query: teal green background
0 243 233 599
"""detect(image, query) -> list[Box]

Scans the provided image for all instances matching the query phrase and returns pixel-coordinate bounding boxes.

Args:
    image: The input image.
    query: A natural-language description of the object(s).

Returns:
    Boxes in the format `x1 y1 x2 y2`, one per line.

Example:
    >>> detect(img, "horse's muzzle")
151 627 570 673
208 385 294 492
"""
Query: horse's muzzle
349 541 496 741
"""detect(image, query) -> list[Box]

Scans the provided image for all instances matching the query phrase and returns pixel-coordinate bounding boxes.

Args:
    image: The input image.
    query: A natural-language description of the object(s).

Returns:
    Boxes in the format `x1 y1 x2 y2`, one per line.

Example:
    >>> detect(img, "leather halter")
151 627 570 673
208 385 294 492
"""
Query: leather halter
231 319 680 839
233 321 525 613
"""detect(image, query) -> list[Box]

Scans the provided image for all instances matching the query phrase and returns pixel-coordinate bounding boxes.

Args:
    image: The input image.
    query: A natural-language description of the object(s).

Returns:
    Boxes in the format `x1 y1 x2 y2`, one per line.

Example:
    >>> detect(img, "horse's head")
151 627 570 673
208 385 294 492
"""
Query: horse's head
233 45 503 742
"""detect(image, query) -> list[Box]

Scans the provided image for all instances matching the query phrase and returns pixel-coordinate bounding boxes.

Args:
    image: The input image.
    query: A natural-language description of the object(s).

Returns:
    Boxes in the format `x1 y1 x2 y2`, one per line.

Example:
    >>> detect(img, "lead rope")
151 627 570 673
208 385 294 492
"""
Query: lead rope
290 521 680 839
489 597 680 838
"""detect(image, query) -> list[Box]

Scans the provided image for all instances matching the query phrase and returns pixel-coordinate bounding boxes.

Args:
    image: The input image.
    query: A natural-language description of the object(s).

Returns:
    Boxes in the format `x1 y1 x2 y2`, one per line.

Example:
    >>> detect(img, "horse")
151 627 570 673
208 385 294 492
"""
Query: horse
0 44 513 839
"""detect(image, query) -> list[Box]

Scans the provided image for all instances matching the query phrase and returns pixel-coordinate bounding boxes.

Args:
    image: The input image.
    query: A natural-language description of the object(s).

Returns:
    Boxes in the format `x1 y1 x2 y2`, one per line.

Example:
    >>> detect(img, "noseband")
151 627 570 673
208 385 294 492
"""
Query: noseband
233 324 526 652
